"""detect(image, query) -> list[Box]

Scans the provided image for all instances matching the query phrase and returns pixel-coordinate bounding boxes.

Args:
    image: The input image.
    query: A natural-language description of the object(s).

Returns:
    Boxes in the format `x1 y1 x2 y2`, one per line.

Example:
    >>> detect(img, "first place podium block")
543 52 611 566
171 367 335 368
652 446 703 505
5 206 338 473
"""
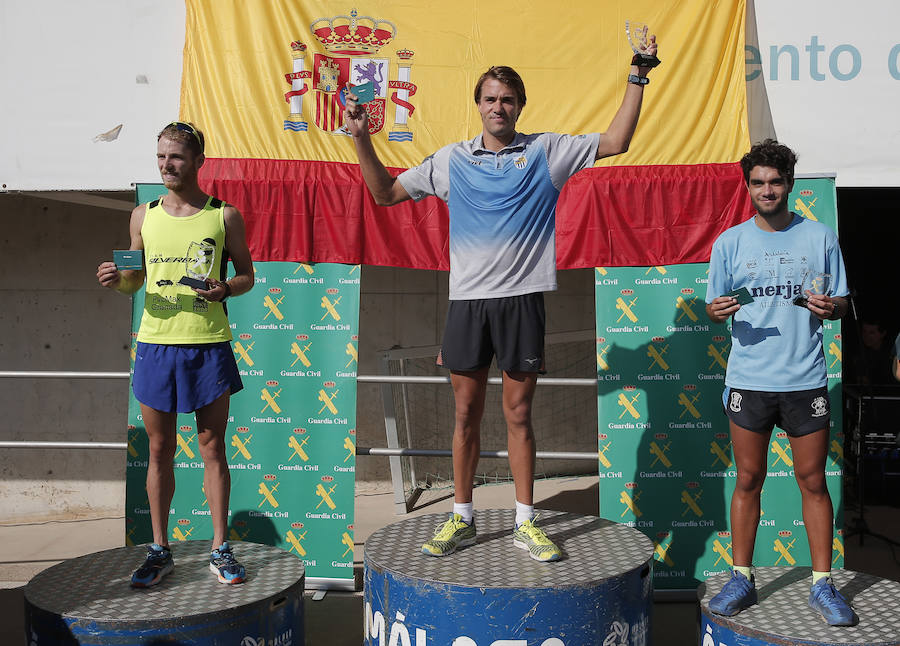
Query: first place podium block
24 541 304 645
364 509 654 646
700 567 900 646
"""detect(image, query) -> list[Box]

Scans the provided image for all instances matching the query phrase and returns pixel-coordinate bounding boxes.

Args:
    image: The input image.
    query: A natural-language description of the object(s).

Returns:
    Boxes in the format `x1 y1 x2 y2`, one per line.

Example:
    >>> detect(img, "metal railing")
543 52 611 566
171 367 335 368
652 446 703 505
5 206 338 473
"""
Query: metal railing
2 344 601 516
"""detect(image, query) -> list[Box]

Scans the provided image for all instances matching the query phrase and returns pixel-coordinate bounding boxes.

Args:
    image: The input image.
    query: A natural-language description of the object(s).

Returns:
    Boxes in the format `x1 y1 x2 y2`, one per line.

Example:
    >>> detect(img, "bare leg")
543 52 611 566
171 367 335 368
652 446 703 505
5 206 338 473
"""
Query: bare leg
140 403 177 547
729 421 771 567
503 371 538 506
789 427 833 572
196 390 232 548
450 368 489 504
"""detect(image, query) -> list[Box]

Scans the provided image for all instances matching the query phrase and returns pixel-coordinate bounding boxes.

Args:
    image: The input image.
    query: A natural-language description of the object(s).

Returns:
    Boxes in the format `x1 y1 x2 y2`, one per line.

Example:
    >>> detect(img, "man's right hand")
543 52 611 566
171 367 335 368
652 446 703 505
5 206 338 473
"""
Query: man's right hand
343 83 368 138
97 261 121 289
705 296 740 323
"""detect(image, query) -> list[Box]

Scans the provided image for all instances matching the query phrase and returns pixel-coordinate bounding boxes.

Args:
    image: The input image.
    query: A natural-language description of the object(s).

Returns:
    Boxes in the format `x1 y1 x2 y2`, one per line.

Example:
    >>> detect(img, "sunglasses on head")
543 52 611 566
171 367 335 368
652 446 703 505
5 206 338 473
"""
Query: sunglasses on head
167 121 204 152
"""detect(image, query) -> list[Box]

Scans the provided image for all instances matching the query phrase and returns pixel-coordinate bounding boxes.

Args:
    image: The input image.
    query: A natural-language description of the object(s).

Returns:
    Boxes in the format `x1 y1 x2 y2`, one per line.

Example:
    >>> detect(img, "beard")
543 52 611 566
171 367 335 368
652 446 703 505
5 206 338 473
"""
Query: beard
752 192 787 216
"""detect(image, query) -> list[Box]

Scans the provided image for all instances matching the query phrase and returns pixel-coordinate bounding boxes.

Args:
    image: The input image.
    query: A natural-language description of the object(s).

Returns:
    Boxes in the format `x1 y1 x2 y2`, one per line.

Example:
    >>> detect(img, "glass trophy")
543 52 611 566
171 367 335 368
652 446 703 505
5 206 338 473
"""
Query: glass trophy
625 21 661 68
793 271 832 307
178 239 216 290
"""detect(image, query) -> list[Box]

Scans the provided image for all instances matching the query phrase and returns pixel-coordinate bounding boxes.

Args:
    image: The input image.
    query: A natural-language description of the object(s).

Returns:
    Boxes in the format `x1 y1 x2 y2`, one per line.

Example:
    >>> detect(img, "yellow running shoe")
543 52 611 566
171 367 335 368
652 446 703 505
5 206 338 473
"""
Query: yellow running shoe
421 513 476 556
512 517 561 562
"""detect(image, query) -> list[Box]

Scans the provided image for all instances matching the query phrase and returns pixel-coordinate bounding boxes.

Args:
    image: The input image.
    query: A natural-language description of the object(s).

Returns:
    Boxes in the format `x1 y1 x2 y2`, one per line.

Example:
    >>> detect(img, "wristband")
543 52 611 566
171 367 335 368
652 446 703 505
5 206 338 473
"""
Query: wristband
627 74 649 86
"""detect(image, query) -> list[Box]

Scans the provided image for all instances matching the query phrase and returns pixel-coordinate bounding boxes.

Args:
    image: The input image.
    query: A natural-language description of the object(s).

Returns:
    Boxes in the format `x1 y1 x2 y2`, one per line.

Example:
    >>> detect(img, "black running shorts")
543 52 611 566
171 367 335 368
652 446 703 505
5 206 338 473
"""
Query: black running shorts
437 293 545 373
723 386 830 437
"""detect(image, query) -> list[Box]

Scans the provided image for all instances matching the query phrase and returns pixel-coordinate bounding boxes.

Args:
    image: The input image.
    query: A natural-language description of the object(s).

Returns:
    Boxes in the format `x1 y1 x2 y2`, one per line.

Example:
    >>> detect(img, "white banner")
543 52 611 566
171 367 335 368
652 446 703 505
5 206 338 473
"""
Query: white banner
749 0 900 187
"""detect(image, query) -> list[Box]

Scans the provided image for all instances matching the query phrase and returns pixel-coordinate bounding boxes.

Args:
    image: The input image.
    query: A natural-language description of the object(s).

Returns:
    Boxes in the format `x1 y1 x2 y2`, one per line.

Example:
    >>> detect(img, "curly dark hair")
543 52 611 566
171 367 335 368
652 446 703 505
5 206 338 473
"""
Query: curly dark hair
740 139 798 186
474 66 526 106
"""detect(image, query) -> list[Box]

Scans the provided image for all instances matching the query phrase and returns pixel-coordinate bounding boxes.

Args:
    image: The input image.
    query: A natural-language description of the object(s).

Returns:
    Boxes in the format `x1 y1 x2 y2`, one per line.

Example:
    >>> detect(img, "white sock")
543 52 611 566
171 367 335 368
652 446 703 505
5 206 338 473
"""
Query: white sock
453 502 473 525
515 501 534 527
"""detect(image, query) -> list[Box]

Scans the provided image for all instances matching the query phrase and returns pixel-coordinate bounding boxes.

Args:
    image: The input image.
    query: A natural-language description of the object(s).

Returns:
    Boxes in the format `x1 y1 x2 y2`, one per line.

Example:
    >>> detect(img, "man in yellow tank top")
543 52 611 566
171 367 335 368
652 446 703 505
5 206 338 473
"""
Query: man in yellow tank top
97 122 254 586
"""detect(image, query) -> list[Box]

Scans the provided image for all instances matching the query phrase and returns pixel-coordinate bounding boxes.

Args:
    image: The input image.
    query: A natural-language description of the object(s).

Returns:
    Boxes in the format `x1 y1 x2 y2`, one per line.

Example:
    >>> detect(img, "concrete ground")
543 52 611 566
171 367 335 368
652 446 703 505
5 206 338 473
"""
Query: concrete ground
2 475 898 646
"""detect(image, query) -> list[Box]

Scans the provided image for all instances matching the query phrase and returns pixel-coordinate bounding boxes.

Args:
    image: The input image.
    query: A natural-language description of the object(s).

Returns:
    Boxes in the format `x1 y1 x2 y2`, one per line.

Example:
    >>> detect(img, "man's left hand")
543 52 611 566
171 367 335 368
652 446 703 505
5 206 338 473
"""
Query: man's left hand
805 291 836 320
195 279 229 302
632 34 658 78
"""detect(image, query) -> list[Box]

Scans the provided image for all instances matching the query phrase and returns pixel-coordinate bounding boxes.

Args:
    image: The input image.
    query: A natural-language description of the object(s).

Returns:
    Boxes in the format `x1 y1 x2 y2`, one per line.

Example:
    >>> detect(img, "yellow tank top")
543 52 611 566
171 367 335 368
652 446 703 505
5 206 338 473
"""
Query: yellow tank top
137 196 232 344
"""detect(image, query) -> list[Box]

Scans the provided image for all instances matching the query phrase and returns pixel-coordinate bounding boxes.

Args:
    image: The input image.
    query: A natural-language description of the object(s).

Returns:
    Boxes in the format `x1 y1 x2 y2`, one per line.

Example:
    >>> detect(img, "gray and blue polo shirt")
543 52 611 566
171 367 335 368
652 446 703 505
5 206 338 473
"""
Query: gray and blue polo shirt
397 131 600 300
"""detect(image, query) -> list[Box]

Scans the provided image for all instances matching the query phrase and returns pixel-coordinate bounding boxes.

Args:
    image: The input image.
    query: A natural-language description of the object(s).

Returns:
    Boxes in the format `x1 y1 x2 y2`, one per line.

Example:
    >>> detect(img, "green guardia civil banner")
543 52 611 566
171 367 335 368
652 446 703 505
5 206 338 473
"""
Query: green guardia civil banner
595 177 845 590
125 184 359 588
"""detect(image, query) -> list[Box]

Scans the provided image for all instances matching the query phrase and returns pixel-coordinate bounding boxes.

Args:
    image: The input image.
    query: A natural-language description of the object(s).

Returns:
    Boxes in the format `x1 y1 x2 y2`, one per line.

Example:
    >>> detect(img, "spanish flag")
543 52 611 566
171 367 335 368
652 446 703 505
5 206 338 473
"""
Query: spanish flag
182 0 752 269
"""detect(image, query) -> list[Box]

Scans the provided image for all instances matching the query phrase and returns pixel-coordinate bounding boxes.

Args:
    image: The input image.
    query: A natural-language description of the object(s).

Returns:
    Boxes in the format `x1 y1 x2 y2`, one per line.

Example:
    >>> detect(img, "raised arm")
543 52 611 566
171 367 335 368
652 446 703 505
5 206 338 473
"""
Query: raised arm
344 84 411 206
97 204 146 294
595 35 658 160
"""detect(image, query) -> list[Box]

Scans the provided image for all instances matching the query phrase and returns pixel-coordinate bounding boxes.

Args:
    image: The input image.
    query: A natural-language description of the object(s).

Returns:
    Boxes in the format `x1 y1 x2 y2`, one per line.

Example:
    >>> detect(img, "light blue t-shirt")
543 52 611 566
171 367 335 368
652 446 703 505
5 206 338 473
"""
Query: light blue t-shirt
397 131 600 300
705 213 848 391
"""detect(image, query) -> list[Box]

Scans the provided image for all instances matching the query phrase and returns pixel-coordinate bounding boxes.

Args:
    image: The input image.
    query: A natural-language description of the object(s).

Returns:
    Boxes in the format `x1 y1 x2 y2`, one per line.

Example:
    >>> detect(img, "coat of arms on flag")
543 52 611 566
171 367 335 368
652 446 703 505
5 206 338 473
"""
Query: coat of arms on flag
283 8 417 141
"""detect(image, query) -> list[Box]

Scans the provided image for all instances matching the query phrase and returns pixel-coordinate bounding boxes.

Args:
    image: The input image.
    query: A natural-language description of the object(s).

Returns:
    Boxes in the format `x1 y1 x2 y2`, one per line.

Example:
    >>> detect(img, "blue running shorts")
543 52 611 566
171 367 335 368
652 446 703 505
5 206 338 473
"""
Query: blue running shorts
133 342 243 414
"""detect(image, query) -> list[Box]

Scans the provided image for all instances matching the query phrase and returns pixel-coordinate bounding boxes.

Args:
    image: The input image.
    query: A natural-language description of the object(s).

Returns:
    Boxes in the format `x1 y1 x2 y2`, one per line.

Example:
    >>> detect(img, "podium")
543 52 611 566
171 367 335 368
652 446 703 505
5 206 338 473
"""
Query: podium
700 567 900 646
24 541 304 645
364 509 654 645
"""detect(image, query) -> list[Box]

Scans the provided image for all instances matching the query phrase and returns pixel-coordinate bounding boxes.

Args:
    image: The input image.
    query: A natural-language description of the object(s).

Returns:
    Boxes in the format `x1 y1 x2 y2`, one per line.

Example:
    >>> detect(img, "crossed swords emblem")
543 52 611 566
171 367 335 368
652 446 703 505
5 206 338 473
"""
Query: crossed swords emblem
620 490 642 517
316 483 337 510
234 340 254 366
771 439 793 467
654 536 674 566
231 434 252 460
707 342 729 370
286 529 308 556
321 295 341 321
681 490 703 517
290 341 312 367
675 295 698 322
710 439 733 468
261 387 282 414
774 537 797 565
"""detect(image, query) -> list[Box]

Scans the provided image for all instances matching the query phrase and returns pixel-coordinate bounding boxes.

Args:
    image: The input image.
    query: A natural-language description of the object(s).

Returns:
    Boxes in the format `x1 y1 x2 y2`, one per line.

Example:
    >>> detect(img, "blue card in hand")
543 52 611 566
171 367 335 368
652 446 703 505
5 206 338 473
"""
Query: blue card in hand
724 287 754 305
113 249 143 271
351 81 376 104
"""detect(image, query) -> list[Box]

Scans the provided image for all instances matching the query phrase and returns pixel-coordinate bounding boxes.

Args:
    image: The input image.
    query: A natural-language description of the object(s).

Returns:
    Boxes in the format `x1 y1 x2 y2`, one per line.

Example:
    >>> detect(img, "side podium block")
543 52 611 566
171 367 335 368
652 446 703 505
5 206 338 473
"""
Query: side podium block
700 567 900 646
24 541 304 645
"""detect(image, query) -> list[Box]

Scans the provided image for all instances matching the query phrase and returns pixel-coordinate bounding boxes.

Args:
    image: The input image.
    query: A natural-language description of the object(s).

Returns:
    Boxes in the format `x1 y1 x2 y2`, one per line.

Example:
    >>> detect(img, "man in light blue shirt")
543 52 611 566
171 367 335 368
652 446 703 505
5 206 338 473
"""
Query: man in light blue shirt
345 46 658 561
705 139 856 626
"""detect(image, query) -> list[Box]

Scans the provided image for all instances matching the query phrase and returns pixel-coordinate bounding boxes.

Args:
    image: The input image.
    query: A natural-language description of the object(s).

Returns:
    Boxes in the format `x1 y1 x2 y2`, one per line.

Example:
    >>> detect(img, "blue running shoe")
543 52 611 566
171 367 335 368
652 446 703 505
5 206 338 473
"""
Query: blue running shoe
210 542 245 584
131 543 174 588
708 570 757 616
809 577 858 626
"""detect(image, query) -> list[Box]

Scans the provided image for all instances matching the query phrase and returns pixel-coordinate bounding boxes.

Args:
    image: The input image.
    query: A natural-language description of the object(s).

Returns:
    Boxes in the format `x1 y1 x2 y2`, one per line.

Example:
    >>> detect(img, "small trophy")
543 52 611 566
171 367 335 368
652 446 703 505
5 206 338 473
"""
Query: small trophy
177 239 217 290
793 271 832 307
625 21 661 68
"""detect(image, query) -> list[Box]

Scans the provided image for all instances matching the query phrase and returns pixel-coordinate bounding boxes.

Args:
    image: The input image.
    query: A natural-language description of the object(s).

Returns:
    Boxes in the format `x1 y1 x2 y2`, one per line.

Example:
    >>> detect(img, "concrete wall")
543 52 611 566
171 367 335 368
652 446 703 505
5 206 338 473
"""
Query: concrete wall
0 193 598 521
0 194 133 521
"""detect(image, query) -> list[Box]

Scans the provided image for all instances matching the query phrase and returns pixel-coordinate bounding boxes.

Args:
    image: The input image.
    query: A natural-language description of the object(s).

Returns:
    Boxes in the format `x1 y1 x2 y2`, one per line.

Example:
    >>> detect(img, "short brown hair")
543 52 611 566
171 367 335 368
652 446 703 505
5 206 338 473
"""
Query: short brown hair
157 121 205 157
474 66 526 106
740 139 797 187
